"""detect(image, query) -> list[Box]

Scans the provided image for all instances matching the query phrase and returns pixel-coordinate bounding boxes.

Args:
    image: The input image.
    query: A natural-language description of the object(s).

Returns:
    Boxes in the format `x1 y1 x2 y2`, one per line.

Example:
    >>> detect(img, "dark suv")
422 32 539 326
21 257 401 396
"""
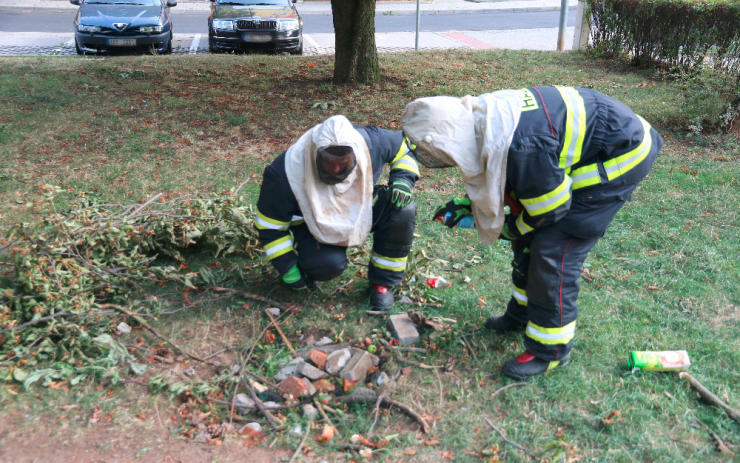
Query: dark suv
71 0 177 55
208 0 303 55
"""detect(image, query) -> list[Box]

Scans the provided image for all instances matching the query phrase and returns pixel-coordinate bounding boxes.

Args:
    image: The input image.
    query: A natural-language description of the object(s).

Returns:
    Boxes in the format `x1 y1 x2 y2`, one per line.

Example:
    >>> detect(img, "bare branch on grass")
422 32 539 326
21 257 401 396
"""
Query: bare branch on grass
484 417 538 460
694 417 735 456
246 377 282 429
490 382 527 400
337 389 430 434
680 372 740 423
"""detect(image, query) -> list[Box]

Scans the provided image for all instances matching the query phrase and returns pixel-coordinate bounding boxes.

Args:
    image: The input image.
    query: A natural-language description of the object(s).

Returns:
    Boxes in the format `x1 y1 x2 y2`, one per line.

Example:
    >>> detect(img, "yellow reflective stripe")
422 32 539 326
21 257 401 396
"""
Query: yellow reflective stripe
525 320 576 345
370 252 407 272
603 116 652 181
555 86 586 169
290 215 304 226
515 214 534 235
391 156 420 176
264 235 294 260
519 176 572 216
547 360 561 371
392 137 411 164
255 210 290 231
513 285 527 306
570 164 601 190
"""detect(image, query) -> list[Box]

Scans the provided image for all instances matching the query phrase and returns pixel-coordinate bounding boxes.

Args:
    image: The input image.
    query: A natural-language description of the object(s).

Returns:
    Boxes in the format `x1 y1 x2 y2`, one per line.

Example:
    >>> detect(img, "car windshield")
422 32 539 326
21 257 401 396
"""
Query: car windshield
215 0 288 5
84 0 161 5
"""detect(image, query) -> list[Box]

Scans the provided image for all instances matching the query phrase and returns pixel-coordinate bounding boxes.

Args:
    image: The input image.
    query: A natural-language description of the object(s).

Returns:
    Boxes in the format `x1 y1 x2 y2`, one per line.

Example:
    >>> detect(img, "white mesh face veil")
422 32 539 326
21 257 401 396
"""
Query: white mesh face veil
402 91 524 243
284 115 373 247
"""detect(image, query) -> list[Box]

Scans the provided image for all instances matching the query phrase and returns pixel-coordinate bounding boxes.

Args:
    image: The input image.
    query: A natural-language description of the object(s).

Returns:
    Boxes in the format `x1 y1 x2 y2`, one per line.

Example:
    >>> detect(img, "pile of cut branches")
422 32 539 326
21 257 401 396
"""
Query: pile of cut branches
0 184 259 387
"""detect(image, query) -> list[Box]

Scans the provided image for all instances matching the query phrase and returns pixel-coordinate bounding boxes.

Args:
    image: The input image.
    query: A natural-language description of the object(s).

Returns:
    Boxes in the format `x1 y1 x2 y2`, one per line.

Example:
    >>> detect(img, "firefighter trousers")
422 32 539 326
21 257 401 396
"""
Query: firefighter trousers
292 185 416 288
501 141 659 361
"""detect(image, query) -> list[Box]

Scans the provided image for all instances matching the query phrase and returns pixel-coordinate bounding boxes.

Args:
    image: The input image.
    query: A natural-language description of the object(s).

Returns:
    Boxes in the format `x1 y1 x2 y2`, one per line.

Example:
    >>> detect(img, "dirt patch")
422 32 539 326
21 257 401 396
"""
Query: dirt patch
0 407 289 463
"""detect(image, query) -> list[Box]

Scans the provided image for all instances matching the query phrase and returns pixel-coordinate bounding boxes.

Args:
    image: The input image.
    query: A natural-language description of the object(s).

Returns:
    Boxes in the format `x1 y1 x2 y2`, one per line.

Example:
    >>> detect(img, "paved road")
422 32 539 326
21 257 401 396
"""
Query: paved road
0 7 576 33
0 6 576 55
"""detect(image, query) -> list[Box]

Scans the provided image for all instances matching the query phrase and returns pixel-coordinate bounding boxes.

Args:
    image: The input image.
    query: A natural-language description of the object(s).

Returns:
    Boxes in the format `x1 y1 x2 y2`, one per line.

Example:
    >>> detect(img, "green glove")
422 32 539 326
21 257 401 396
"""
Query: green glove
390 180 413 209
433 196 471 227
282 264 307 290
499 215 520 241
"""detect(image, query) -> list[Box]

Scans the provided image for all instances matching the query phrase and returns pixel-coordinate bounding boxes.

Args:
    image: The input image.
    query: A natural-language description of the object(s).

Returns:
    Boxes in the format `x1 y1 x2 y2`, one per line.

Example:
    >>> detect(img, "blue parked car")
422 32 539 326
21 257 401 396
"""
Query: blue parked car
71 0 177 55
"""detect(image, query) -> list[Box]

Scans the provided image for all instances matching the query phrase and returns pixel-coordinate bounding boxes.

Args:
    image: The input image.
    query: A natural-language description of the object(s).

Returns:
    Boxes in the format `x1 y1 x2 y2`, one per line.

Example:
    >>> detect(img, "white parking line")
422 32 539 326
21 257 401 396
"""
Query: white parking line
303 33 318 50
189 33 200 54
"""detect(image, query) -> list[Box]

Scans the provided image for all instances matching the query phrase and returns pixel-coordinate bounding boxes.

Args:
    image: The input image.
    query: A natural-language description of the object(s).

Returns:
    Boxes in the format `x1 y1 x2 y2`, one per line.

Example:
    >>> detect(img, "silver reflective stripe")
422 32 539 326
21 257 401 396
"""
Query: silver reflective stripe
604 116 653 180
265 237 293 257
513 286 527 305
526 323 576 344
556 86 586 169
571 167 600 189
370 254 406 271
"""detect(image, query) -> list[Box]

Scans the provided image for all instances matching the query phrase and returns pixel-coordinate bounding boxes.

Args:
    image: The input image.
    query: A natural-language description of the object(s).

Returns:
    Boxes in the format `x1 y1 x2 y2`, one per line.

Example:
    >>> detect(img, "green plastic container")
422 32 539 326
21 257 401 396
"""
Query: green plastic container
628 350 690 371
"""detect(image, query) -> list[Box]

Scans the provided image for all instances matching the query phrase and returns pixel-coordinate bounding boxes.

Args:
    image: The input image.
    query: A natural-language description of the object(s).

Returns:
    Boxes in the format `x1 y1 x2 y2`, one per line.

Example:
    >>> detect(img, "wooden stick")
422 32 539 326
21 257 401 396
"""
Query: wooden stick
246 377 281 430
490 382 527 400
288 417 312 463
460 333 478 362
680 372 740 423
484 417 537 460
264 308 298 357
694 416 735 455
336 392 430 434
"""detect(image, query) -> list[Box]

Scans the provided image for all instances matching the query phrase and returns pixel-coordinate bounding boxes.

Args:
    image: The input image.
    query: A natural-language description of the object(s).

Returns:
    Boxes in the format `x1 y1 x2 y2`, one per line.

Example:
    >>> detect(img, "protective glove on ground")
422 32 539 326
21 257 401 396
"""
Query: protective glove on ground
433 196 471 227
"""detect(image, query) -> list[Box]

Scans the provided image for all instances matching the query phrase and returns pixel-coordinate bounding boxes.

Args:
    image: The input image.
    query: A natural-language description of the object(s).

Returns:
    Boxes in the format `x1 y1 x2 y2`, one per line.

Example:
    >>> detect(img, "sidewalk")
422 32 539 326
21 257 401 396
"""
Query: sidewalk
1 0 577 13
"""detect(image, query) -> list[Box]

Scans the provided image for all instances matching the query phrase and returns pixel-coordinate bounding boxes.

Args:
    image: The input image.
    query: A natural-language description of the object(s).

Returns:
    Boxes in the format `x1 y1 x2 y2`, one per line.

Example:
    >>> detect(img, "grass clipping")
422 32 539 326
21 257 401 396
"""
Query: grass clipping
0 184 260 388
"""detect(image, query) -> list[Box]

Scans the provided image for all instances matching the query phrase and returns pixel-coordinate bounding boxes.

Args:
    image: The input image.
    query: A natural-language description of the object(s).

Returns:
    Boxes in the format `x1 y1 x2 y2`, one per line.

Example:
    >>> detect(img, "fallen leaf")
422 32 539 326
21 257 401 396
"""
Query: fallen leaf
647 285 659 291
422 439 440 447
403 449 417 455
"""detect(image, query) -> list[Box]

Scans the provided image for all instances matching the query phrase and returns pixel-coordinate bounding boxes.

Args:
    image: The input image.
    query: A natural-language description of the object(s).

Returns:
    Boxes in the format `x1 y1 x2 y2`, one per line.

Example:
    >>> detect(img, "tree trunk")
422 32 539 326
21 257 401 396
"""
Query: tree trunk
331 0 380 85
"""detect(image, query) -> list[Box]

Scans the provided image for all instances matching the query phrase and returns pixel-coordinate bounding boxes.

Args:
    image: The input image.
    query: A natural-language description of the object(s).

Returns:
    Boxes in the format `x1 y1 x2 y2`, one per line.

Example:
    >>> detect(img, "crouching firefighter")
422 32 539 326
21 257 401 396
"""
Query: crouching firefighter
402 86 663 379
255 115 420 311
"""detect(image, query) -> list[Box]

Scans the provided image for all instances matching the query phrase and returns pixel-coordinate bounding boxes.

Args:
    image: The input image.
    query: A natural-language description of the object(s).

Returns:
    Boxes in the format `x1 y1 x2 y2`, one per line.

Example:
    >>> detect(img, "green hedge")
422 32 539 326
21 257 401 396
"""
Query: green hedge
588 0 740 74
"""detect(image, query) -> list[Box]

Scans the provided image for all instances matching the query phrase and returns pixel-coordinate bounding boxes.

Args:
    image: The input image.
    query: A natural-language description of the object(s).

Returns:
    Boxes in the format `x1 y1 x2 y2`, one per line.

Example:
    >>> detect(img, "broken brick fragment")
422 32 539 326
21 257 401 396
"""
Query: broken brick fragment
309 349 328 370
278 376 310 400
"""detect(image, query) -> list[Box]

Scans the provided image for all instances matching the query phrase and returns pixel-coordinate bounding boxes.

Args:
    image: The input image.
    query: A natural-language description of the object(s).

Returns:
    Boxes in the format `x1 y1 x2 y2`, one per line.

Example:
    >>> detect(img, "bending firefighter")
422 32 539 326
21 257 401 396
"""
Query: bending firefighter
402 86 663 380
255 115 420 311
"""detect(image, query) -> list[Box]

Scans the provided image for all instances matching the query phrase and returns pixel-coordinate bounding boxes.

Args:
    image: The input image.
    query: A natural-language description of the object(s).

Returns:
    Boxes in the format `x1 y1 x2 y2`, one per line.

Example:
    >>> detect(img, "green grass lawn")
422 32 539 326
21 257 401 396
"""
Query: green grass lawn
0 51 738 462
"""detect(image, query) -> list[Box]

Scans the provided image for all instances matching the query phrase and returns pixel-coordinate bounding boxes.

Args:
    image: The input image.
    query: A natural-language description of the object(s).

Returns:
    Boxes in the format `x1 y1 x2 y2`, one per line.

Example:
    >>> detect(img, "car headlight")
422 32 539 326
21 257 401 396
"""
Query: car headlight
139 25 164 33
77 24 101 33
276 18 300 32
212 19 234 31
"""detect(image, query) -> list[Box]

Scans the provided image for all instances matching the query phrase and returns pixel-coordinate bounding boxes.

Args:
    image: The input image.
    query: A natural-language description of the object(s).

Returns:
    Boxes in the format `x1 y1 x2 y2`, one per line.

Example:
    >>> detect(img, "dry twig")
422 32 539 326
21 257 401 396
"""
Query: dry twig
337 389 430 434
694 416 735 455
490 382 527 400
484 417 538 460
680 372 740 423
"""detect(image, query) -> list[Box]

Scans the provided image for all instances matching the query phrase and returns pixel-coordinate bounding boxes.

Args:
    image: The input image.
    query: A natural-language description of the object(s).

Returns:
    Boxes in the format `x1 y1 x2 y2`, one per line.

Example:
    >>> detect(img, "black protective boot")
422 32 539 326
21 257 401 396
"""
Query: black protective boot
501 351 569 380
369 284 394 311
484 314 526 333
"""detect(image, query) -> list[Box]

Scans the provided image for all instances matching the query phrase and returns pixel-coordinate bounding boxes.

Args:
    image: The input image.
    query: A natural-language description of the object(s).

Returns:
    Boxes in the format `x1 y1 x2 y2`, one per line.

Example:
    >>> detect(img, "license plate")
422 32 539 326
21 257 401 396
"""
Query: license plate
109 38 137 46
243 33 271 43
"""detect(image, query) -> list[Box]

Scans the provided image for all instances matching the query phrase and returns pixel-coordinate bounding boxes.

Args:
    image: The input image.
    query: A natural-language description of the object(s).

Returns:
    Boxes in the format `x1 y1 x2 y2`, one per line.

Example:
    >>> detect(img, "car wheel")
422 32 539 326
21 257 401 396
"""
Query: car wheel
75 38 85 55
208 34 216 53
165 33 173 54
290 38 303 55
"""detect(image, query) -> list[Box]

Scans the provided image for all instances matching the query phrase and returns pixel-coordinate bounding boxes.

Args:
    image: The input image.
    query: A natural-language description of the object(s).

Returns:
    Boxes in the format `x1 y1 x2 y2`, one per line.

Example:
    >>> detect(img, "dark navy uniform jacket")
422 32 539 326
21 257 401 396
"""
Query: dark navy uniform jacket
255 126 420 275
506 86 663 239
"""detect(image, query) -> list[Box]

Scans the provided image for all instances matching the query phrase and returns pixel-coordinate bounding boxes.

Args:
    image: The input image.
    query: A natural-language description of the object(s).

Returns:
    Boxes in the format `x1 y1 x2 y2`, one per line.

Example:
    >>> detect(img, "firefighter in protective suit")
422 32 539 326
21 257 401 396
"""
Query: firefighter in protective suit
255 115 419 311
402 86 663 380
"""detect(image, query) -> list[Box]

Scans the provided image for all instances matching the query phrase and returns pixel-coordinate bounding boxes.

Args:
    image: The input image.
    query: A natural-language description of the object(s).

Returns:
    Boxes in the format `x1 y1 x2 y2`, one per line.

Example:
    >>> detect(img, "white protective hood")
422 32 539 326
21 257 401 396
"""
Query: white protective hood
401 90 523 244
284 115 373 247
